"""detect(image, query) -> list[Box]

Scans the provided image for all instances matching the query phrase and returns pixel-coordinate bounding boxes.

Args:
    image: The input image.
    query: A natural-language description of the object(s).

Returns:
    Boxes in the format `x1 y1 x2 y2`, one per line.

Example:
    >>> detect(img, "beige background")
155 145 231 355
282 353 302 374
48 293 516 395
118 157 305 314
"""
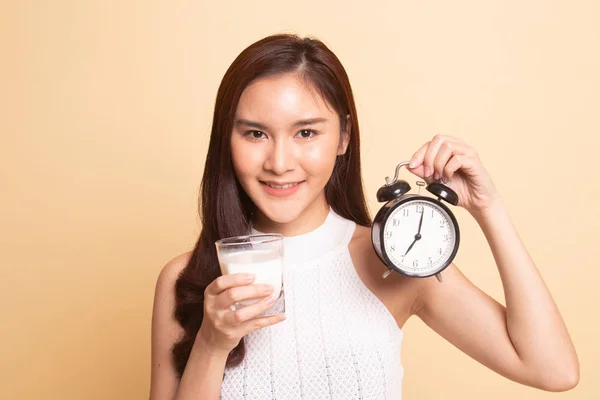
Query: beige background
1 1 598 399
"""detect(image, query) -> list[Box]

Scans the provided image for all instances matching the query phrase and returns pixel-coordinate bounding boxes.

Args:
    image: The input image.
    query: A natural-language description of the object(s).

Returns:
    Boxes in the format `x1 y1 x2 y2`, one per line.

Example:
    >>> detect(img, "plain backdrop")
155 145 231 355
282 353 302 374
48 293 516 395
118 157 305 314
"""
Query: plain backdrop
1 1 599 399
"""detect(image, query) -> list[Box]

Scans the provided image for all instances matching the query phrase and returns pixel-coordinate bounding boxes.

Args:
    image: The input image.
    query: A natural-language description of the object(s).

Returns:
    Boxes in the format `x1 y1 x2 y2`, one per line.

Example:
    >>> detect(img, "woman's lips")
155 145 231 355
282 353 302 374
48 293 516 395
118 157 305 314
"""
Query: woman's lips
261 181 304 197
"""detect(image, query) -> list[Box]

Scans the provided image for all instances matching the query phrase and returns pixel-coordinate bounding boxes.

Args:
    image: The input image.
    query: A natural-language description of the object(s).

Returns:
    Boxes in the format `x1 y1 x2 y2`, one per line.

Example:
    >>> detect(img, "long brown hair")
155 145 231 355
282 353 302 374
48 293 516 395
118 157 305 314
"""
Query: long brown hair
172 33 372 377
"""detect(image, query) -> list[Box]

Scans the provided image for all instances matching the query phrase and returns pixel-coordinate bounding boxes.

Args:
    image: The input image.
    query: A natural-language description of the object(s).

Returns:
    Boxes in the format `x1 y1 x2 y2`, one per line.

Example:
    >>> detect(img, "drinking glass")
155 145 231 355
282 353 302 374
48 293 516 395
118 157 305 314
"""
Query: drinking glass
215 234 285 316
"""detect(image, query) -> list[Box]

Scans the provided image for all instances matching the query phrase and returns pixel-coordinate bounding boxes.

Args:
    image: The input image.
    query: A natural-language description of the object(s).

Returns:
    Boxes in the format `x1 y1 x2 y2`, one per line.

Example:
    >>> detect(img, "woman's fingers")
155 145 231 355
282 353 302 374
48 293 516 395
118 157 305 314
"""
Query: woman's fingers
423 135 465 178
205 273 255 297
443 154 465 182
225 293 282 326
407 141 430 179
213 283 274 310
443 152 480 182
200 274 286 354
408 135 471 181
433 141 474 180
237 313 287 336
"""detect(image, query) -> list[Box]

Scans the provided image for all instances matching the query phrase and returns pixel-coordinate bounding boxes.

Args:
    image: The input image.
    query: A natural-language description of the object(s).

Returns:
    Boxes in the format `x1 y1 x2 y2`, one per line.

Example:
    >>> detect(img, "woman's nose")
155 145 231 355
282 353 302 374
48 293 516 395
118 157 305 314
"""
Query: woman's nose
264 138 296 174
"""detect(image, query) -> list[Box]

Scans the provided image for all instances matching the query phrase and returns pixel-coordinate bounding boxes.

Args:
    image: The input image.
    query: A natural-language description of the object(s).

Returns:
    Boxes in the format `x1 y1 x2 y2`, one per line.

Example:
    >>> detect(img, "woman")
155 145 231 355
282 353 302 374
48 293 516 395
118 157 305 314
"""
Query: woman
150 34 579 399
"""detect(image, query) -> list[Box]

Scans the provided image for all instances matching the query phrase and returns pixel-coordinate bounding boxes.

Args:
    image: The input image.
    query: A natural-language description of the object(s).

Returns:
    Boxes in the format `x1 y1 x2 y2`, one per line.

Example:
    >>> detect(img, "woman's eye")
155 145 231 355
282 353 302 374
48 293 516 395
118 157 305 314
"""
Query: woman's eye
297 129 316 139
246 130 266 140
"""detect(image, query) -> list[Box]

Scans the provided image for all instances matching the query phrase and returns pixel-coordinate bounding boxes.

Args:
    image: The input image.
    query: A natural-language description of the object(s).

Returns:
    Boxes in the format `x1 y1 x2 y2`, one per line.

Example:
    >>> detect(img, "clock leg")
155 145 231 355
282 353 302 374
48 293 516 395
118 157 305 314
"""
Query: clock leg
435 273 443 283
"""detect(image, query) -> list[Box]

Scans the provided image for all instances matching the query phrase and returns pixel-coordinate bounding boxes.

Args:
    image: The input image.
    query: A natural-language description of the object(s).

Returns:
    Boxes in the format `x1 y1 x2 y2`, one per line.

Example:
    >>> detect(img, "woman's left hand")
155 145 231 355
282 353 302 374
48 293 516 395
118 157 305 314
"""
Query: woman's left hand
407 134 500 215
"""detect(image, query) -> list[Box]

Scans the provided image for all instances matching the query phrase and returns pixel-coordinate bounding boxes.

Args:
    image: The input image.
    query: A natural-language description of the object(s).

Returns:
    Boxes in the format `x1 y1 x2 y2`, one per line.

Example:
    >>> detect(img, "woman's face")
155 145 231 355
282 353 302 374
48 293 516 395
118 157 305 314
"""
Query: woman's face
231 73 349 228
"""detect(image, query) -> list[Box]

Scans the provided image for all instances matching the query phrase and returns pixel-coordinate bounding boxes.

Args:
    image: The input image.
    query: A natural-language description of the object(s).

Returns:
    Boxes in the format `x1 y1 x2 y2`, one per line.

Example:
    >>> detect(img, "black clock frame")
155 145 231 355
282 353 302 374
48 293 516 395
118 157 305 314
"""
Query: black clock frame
372 194 461 278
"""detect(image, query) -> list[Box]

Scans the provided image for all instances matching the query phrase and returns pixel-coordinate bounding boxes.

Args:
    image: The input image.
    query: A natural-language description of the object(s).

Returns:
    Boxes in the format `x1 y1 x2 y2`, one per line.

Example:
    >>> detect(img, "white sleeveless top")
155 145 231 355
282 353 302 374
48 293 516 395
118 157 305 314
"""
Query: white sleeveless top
221 209 404 399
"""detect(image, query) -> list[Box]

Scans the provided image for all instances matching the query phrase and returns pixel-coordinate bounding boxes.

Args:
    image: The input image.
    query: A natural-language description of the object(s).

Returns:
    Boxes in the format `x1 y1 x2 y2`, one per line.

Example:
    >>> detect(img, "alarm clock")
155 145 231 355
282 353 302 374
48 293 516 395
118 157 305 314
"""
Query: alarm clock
372 161 460 283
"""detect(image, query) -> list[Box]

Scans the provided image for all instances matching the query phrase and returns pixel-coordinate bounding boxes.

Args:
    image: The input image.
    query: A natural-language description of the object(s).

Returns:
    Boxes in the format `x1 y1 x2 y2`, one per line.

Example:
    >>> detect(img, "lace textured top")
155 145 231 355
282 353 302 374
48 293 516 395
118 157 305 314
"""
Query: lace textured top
220 209 404 399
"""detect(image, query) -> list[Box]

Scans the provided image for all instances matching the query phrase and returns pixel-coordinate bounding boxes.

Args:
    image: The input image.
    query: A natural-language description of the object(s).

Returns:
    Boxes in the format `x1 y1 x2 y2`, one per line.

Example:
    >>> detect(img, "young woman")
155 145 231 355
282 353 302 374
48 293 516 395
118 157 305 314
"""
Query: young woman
150 34 579 399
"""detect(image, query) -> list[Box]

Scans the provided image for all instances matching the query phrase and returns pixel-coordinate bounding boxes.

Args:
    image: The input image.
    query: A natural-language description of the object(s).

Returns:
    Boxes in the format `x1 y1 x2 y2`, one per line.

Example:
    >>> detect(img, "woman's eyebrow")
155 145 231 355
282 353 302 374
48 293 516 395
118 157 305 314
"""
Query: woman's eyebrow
235 119 269 130
234 117 327 130
291 117 327 127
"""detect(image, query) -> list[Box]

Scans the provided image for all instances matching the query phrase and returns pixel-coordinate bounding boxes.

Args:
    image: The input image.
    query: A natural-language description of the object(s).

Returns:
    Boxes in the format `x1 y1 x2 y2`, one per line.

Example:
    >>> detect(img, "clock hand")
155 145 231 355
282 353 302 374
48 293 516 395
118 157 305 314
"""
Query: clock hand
403 237 417 256
404 210 425 256
417 208 425 235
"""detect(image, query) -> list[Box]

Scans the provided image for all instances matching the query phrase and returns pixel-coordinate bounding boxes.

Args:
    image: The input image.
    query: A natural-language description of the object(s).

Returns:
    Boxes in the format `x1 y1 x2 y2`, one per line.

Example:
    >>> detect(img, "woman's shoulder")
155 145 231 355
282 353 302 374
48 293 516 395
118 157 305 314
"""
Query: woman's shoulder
348 224 379 257
350 223 371 241
349 224 423 326
348 224 388 275
152 252 193 336
156 251 193 290
151 252 193 396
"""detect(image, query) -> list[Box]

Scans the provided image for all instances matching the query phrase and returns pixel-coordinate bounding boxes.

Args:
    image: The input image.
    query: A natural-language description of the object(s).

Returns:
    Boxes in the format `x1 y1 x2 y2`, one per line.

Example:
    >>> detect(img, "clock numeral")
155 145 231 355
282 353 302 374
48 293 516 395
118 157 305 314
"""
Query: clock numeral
438 248 443 255
416 205 424 214
403 208 409 217
427 257 433 266
392 218 400 227
413 260 419 268
431 209 435 218
443 234 450 242
439 220 445 228
385 230 392 239
390 245 396 252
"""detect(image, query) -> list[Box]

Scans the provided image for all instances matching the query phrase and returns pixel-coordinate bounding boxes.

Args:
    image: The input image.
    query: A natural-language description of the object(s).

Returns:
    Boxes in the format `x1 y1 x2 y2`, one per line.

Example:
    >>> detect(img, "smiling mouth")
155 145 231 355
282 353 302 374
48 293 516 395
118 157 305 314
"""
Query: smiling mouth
260 181 304 189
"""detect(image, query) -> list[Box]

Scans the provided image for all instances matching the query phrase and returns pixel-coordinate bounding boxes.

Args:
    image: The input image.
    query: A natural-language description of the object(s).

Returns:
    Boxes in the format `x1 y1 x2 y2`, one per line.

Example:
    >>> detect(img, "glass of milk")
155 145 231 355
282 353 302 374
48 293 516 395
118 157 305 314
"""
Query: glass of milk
215 234 285 317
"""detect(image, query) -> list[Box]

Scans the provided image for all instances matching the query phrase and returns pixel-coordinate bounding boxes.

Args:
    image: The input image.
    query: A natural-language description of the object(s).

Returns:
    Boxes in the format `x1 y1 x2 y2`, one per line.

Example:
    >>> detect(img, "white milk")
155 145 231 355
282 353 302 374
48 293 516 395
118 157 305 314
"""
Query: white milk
220 249 283 307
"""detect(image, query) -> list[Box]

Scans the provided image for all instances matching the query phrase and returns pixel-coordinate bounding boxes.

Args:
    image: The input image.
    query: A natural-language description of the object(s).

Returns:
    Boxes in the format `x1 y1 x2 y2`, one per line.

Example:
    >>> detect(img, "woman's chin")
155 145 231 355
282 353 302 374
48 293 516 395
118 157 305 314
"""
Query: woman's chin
256 204 302 226
249 188 328 230
251 197 330 234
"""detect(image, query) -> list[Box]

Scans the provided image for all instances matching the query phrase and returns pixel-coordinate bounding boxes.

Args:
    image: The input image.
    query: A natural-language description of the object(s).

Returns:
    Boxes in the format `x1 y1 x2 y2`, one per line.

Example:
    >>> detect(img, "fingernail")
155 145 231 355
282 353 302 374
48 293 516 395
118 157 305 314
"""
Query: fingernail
409 159 417 168
264 285 274 293
425 166 432 176
244 274 256 282
265 295 275 305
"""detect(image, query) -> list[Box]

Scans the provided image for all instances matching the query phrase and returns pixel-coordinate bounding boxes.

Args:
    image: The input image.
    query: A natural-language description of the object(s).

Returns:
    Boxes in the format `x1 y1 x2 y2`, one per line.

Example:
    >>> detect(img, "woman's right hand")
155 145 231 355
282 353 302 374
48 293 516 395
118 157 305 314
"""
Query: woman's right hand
197 273 286 355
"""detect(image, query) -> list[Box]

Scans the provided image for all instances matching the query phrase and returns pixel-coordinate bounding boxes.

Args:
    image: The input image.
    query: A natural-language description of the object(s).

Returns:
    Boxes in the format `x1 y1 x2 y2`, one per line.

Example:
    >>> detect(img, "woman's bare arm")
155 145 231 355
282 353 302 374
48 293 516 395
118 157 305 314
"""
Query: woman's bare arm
149 253 227 400
415 199 579 391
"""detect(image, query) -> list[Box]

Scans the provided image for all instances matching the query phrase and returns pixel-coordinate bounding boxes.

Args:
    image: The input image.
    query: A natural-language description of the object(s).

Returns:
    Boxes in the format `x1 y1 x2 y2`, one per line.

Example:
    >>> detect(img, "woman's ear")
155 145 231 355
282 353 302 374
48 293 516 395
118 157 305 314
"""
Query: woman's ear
338 114 351 156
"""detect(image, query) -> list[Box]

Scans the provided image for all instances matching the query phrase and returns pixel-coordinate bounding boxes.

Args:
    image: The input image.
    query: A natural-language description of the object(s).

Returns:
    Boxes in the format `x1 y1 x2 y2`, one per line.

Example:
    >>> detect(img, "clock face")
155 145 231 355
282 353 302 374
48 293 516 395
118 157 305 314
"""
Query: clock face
382 199 457 276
